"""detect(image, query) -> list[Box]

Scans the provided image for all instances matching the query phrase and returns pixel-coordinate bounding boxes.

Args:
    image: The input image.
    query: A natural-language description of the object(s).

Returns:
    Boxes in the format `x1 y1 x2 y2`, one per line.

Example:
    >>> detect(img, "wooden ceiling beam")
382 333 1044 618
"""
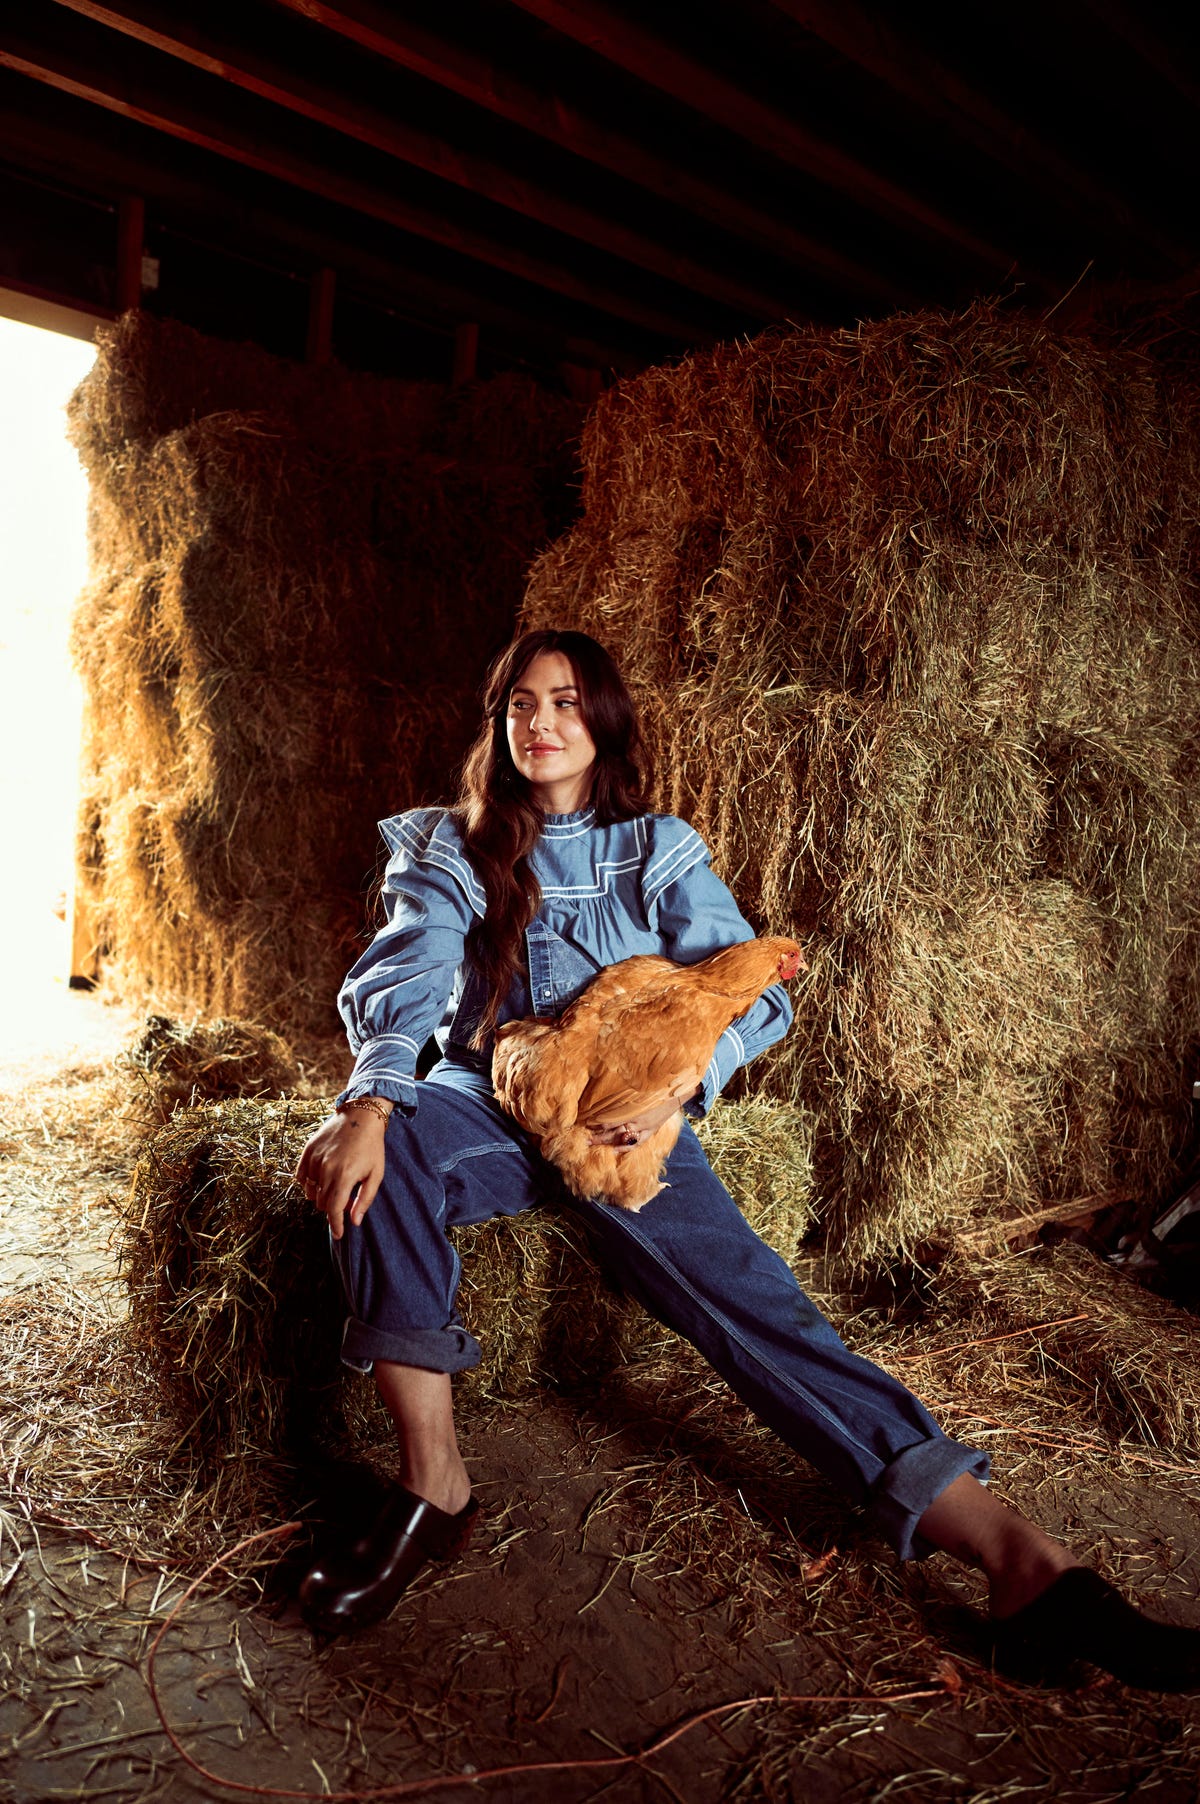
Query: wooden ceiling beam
0 16 714 345
1079 0 1200 113
49 0 796 324
269 0 912 308
510 0 1031 283
0 88 650 371
0 276 114 341
767 0 1193 271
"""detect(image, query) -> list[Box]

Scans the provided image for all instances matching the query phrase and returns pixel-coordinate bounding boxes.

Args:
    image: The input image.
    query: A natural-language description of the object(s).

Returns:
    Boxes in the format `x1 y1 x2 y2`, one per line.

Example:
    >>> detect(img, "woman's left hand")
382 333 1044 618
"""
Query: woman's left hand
588 1096 685 1149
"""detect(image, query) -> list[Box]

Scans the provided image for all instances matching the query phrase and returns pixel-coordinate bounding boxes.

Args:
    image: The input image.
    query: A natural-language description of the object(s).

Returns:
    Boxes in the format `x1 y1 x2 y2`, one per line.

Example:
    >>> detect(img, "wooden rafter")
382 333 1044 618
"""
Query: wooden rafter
0 275 113 341
1081 0 1200 112
0 12 714 344
767 0 1191 271
268 0 913 308
0 84 650 370
6 0 1194 376
510 0 1031 282
49 0 799 324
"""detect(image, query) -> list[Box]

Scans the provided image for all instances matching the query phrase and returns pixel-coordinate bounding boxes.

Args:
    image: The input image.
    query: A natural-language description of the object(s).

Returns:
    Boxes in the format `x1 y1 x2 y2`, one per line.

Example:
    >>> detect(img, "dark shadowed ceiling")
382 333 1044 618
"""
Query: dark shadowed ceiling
2 0 1198 384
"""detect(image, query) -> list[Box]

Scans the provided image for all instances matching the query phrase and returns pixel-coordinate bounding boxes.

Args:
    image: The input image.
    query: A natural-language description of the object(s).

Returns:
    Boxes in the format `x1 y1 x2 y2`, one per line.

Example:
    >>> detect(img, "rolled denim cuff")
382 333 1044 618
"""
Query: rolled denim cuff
339 1316 482 1375
337 1034 420 1114
867 1436 991 1562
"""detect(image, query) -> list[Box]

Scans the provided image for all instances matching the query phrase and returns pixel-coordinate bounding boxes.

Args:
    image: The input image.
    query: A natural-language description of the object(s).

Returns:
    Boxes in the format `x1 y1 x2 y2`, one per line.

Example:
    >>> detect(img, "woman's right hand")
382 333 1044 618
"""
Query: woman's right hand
294 1109 390 1241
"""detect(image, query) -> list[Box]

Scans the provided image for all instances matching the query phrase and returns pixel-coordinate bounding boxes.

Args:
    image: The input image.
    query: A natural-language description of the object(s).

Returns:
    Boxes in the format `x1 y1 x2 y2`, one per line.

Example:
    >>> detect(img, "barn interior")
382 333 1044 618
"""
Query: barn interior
4 3 1200 1800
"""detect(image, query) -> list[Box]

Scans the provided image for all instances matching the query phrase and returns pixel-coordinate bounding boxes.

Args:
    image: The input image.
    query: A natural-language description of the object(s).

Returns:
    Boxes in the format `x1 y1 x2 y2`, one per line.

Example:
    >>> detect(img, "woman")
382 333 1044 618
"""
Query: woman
295 629 1200 1689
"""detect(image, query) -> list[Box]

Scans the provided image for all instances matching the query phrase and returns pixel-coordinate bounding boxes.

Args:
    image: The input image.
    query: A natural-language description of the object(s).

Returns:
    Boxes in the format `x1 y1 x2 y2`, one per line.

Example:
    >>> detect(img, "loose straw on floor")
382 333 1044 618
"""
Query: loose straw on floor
145 1524 950 1801
893 1313 1090 1361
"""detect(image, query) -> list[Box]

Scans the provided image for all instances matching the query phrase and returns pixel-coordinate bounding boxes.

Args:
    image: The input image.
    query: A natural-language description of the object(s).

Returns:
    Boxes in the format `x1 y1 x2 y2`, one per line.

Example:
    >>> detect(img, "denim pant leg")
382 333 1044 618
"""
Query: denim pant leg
569 1122 989 1561
332 1082 544 1375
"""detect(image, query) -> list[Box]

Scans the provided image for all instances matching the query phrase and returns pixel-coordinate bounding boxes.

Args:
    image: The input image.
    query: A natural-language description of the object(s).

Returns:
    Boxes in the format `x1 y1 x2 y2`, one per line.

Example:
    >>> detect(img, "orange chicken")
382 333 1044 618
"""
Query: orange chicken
492 936 805 1210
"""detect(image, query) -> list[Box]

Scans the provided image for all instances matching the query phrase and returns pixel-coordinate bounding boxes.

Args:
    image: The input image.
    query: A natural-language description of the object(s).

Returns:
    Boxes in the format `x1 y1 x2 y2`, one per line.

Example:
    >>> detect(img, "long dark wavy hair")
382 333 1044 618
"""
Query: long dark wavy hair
454 628 652 1045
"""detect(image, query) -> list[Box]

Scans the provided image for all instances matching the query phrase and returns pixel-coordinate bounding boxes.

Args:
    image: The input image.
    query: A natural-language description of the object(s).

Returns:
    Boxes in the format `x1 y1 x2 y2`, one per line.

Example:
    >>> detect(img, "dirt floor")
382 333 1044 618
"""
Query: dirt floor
4 995 1200 1803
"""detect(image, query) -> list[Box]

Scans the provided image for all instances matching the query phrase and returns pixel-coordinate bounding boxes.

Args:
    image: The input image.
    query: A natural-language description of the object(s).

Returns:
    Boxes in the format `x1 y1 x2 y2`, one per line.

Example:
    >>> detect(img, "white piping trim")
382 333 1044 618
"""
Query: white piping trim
643 823 703 883
537 852 644 899
391 816 487 917
539 807 598 837
644 834 707 906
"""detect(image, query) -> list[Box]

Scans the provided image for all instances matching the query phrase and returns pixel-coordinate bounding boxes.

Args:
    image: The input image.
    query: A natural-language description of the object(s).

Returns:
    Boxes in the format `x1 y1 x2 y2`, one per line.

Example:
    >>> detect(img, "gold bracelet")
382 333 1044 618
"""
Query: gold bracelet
337 1097 392 1127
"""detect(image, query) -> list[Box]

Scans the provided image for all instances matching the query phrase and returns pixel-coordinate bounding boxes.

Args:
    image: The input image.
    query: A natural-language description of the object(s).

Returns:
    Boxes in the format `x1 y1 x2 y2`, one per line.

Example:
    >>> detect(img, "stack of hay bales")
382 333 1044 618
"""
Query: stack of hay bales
69 315 582 1042
523 304 1200 1263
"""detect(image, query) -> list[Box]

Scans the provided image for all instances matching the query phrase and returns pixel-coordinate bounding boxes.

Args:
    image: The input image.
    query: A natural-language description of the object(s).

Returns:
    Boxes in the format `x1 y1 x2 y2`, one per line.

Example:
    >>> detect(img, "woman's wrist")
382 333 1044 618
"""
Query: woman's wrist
337 1096 393 1128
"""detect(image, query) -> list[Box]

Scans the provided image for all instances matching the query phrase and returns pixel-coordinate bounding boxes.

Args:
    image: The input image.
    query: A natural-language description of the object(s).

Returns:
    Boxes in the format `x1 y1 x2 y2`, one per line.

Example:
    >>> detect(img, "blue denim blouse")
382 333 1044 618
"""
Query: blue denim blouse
337 804 792 1116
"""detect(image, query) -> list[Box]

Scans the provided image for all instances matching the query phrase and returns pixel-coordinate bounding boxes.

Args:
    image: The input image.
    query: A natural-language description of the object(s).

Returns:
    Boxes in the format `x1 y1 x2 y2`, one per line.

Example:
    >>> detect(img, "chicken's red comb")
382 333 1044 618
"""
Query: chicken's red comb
777 944 806 980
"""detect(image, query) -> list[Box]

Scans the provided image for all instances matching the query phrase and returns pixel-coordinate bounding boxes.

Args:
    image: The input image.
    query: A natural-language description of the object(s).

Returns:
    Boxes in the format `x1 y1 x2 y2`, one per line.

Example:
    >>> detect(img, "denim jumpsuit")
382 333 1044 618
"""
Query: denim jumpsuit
333 804 987 1559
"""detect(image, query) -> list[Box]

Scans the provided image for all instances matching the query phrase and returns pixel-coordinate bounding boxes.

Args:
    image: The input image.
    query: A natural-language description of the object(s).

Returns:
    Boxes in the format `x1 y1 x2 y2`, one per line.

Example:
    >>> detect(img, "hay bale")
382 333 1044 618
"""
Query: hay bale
120 1099 337 1470
694 1095 817 1255
69 315 582 1041
522 301 1200 1263
936 1241 1200 1458
118 1094 816 1464
115 1013 302 1121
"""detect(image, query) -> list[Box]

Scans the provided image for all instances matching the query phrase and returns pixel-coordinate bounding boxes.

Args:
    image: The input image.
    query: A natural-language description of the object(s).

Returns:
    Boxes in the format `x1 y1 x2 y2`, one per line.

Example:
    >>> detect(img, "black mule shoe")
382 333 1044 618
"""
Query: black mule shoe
991 1568 1200 1692
299 1485 478 1637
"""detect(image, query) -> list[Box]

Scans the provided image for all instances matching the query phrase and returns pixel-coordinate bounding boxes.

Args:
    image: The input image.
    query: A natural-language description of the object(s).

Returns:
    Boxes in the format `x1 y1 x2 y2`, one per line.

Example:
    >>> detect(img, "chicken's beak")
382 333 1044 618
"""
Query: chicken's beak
778 947 806 980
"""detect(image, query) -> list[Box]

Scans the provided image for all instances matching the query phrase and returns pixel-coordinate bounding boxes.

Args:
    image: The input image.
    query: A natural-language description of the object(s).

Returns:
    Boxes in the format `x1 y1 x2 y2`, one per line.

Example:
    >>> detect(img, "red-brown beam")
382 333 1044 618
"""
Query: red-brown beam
268 0 913 309
0 19 715 344
767 0 1192 270
0 86 647 373
306 263 335 362
49 0 799 324
510 0 1027 282
452 321 479 385
115 191 144 310
1081 0 1200 112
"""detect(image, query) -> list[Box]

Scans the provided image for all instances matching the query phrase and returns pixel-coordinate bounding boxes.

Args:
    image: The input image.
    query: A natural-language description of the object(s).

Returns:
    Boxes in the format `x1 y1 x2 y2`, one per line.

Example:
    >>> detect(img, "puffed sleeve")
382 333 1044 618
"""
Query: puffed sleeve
336 808 485 1113
641 816 793 1118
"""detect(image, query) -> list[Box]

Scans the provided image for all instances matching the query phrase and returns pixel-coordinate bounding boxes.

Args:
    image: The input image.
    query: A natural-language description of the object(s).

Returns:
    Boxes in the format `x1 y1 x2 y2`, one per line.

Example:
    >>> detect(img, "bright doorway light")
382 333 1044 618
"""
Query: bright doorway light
0 315 97 1059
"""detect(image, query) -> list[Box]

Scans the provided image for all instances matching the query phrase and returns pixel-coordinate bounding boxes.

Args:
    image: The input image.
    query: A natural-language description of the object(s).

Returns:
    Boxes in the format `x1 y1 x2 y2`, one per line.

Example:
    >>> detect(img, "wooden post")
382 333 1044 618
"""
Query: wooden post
559 361 603 405
68 880 101 990
452 321 479 386
306 265 336 363
115 195 145 313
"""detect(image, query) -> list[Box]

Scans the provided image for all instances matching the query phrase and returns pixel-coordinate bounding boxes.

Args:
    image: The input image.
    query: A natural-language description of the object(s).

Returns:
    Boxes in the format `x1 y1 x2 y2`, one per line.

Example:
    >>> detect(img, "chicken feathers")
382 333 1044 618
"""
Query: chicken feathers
492 936 805 1210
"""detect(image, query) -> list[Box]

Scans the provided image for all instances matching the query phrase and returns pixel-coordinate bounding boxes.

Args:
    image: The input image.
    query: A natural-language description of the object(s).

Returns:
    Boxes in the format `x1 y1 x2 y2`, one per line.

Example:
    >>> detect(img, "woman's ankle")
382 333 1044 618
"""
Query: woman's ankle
917 1473 1083 1618
985 1533 1082 1620
372 1362 470 1515
397 1454 472 1517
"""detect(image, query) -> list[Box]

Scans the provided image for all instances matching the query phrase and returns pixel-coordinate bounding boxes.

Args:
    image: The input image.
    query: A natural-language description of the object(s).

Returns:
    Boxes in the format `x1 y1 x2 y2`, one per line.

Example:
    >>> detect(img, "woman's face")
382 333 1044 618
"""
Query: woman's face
506 650 597 813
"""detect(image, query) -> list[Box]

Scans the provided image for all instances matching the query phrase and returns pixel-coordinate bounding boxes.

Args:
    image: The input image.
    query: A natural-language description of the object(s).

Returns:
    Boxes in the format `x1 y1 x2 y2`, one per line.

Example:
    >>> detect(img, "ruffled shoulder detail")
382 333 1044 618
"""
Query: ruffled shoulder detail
377 806 486 918
641 813 710 911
